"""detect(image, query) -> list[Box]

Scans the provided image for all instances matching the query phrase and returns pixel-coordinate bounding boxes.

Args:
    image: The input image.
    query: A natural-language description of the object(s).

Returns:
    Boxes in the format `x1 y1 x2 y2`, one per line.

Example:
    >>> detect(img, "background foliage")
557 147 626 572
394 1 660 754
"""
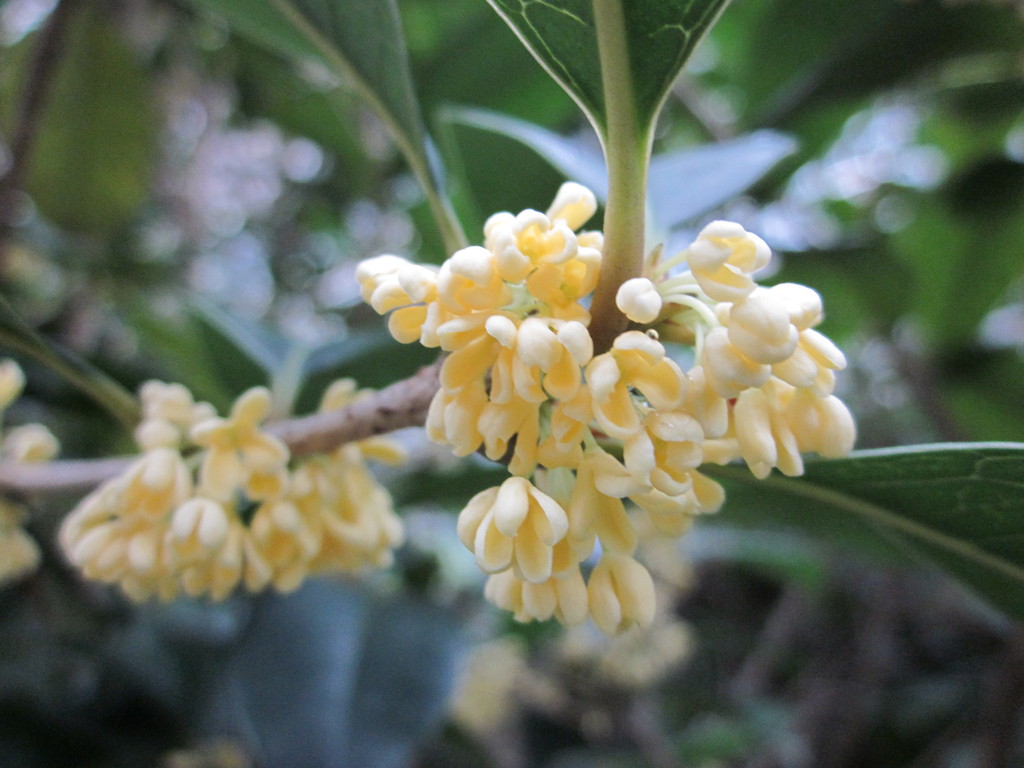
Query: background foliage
0 0 1023 766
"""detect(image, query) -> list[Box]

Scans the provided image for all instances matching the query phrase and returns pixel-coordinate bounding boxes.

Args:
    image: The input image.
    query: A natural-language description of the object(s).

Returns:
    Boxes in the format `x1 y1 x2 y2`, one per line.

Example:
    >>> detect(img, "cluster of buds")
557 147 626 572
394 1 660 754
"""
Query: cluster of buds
0 360 60 586
358 183 854 634
59 379 404 601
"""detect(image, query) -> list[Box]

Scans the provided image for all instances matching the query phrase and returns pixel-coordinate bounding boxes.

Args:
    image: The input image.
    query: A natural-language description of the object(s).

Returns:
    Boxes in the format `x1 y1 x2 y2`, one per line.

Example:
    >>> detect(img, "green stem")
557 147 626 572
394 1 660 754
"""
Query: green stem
588 0 652 354
0 297 140 432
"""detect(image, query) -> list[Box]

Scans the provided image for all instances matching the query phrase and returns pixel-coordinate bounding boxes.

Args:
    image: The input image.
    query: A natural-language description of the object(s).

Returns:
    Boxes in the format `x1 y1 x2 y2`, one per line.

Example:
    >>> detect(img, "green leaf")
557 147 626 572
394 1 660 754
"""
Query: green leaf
202 581 464 768
187 0 465 251
487 0 731 140
706 443 1024 620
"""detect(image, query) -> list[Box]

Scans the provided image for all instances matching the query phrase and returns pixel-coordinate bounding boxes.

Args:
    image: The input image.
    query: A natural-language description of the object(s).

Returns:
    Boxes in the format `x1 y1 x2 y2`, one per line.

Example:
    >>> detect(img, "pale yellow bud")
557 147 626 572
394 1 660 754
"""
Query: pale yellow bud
0 360 25 411
588 553 657 635
616 277 663 324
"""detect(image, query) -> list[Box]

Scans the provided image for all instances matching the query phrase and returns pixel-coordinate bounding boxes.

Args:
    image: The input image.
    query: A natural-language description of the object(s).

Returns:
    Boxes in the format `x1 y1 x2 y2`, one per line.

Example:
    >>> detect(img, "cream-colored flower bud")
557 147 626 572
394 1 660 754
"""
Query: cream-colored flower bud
0 502 40 584
396 263 438 303
437 246 510 314
568 455 638 554
701 327 771 398
546 182 597 230
616 278 663 324
355 254 410 301
727 289 799 364
772 329 847 393
769 282 823 329
588 552 657 635
733 385 803 478
484 566 590 625
135 419 180 451
786 389 856 458
685 220 771 303
171 497 231 553
3 423 59 463
557 321 593 366
516 317 561 369
683 366 730 439
485 314 518 348
0 359 25 411
457 477 570 583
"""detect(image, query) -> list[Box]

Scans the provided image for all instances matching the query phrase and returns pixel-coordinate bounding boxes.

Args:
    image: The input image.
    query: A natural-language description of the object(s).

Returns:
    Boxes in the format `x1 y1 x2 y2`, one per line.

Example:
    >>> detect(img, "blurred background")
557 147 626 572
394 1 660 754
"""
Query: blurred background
1 0 1023 765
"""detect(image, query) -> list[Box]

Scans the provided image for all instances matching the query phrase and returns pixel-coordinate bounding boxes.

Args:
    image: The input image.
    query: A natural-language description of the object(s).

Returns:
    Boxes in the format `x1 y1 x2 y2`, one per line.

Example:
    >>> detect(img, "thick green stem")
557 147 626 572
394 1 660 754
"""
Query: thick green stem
587 0 652 354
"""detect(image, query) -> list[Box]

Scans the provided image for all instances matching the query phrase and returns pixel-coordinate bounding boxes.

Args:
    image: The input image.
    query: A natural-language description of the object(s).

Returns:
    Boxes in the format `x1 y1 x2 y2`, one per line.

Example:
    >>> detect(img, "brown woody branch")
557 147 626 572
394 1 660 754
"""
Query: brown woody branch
0 361 442 495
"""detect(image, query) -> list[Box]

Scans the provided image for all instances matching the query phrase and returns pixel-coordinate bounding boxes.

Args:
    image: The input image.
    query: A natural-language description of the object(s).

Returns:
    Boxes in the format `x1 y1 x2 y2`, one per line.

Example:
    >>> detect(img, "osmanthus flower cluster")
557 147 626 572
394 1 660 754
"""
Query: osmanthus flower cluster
358 183 855 634
0 360 60 586
59 379 404 601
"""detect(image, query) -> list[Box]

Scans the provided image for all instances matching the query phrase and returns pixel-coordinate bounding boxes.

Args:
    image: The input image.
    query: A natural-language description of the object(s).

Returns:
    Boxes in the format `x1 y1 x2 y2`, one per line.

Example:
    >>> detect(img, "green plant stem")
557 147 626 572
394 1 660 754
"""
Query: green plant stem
587 0 651 354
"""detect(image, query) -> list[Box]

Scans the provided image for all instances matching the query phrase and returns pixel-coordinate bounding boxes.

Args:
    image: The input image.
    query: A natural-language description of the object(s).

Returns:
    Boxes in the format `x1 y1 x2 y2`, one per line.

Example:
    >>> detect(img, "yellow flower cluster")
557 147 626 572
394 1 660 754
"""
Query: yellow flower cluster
0 360 60 586
359 183 855 634
59 379 404 601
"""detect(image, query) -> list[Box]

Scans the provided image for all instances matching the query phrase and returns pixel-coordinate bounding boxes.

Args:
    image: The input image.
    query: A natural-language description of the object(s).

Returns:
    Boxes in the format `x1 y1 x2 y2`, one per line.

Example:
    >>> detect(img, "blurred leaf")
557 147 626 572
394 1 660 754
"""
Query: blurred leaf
0 295 140 429
1 6 158 235
892 159 1024 347
345 595 464 768
440 104 607 195
294 329 437 414
205 580 463 768
188 0 423 155
125 295 281 410
442 106 796 231
940 349 1024 443
713 0 1024 128
683 528 828 589
648 130 797 230
487 0 731 141
708 443 1024 619
774 245 913 338
188 295 289 376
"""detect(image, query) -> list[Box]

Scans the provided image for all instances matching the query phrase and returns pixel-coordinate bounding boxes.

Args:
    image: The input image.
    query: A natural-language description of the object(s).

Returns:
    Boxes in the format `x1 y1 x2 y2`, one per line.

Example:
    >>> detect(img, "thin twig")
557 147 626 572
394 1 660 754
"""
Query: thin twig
0 361 443 495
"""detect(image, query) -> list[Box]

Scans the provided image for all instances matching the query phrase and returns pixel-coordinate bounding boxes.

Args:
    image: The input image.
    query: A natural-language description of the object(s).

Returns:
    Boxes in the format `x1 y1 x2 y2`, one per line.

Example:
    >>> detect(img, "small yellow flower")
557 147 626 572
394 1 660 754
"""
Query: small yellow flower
588 552 657 635
2 423 59 463
0 359 26 411
484 565 589 625
457 476 570 583
0 501 40 585
190 387 290 502
684 220 771 303
587 332 686 440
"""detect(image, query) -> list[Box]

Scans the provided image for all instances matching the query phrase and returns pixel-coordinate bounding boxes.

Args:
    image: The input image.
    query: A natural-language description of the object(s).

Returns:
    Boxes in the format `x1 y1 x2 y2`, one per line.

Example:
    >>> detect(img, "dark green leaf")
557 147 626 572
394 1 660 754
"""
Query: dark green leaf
203 580 464 768
487 0 732 139
706 443 1024 620
189 0 425 157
